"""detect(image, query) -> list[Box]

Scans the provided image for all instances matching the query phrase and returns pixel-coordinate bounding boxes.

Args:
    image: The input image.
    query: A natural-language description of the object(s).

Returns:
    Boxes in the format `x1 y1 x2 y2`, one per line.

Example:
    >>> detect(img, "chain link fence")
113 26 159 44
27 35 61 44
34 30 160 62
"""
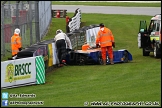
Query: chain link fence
1 1 52 58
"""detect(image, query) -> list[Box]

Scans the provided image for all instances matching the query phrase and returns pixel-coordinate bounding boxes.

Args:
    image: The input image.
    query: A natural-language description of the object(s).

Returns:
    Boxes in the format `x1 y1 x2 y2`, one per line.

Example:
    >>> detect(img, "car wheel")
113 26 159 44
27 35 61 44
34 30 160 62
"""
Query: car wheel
98 52 103 65
78 55 86 65
142 48 150 56
154 43 161 58
123 51 129 63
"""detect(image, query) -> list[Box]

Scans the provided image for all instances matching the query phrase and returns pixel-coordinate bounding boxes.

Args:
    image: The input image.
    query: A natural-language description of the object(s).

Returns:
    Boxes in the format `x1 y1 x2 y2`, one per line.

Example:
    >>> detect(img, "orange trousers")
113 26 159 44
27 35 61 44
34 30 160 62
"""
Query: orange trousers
101 46 113 60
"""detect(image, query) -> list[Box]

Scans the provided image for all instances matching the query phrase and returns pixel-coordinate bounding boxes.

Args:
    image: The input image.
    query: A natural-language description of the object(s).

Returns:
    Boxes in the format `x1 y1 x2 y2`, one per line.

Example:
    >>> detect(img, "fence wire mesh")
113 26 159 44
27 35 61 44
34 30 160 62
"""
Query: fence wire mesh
1 1 51 58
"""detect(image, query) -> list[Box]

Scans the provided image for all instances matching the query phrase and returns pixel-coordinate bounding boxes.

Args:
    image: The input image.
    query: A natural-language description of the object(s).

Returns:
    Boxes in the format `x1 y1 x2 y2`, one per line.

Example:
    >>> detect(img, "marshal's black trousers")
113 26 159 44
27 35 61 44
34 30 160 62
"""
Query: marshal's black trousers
56 39 67 64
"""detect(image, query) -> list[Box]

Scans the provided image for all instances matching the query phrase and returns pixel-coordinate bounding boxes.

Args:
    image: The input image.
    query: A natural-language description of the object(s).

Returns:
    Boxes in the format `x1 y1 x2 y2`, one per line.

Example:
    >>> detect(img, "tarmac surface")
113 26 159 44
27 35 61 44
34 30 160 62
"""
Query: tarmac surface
52 4 161 16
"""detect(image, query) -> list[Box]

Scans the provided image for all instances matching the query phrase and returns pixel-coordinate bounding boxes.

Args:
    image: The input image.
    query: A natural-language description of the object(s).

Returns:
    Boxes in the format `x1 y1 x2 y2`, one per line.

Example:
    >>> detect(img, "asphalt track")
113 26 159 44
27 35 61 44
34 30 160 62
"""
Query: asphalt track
52 5 161 16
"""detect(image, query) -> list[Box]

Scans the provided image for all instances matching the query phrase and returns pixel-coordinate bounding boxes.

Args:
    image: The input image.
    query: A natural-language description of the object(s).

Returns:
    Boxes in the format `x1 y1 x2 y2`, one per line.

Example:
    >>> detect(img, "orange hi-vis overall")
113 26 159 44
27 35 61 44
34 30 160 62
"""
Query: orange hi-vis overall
96 27 114 60
11 33 22 56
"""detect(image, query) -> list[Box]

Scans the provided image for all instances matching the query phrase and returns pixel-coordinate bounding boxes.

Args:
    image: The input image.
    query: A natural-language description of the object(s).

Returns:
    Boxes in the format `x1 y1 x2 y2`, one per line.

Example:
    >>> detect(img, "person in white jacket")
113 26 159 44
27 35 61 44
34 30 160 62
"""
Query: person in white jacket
54 29 72 66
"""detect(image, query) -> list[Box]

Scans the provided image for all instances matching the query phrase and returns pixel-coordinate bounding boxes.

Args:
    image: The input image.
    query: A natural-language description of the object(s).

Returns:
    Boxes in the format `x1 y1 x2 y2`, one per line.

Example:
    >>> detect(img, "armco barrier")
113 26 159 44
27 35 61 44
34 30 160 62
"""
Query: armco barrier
1 56 45 89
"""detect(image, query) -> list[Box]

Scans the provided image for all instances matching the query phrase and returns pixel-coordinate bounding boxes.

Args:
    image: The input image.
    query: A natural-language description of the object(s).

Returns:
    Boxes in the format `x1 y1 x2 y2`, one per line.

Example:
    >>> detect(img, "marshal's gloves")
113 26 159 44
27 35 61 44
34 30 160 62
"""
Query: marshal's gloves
112 42 115 48
96 44 100 48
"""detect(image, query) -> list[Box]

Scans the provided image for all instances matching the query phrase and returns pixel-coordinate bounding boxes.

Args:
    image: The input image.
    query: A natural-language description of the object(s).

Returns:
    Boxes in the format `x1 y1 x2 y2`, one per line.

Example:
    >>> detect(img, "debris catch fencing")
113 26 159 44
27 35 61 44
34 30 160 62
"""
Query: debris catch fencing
1 1 52 57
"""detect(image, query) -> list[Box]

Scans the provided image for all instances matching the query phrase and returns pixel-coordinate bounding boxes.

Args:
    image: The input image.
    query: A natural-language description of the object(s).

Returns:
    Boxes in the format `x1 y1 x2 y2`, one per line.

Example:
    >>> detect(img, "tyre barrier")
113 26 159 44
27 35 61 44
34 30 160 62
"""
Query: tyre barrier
17 44 48 69
17 39 59 73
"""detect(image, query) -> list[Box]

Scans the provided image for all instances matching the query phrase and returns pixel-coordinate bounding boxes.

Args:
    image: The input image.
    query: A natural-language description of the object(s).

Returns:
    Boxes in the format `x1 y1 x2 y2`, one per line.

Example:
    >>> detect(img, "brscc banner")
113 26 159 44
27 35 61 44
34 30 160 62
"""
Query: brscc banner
1 56 45 89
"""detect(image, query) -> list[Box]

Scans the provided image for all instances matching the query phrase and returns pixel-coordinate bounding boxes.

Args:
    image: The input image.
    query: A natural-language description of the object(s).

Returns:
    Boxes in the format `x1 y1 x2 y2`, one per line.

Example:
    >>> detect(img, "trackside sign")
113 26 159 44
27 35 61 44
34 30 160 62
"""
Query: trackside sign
1 56 45 89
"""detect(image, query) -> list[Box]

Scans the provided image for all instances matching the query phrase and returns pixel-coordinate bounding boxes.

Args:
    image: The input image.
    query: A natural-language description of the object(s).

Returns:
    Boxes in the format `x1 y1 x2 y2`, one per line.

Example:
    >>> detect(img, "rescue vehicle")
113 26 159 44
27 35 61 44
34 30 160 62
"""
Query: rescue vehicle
138 14 161 58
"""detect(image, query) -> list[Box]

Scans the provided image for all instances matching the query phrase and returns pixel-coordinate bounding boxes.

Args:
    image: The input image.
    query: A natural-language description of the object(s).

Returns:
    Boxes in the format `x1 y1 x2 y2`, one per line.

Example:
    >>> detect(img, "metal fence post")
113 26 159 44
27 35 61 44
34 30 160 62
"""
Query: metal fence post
1 5 5 57
29 1 33 45
8 1 11 18
35 1 40 42
15 1 19 28
21 1 23 10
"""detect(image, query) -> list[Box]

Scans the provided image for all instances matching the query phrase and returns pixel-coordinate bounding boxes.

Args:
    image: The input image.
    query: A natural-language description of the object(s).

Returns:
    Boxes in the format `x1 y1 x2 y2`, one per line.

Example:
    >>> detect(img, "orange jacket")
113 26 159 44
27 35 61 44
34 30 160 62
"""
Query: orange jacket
96 27 114 47
11 33 22 56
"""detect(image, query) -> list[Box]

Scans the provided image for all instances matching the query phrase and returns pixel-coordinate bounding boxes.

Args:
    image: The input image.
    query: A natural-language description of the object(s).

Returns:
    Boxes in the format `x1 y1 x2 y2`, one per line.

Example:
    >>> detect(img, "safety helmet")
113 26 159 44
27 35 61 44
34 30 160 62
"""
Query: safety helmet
56 29 63 34
99 23 104 27
14 28 20 34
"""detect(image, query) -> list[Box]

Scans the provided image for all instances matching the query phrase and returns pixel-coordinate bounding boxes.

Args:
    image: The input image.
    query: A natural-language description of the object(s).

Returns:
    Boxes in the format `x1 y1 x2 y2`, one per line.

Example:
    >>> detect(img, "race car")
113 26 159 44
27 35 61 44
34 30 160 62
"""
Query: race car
63 48 133 65
15 41 133 66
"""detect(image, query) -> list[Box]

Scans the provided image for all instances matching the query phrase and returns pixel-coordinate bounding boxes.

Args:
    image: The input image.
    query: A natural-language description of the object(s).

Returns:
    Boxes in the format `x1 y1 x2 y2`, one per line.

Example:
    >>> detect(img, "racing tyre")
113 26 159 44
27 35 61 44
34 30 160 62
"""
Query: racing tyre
78 55 86 65
153 43 161 58
142 48 150 56
123 51 129 63
98 52 103 65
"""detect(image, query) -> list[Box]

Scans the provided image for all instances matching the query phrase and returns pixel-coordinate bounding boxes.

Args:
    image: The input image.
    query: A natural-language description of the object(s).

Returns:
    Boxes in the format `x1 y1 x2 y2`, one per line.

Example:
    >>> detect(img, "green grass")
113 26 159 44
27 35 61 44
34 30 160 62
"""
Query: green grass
42 18 66 41
1 13 161 107
52 1 161 7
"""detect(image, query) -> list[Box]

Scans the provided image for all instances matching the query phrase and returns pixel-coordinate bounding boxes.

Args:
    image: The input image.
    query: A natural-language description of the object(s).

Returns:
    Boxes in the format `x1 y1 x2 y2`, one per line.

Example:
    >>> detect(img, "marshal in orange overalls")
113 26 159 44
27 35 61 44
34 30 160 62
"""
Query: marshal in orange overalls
96 24 115 65
11 29 22 56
